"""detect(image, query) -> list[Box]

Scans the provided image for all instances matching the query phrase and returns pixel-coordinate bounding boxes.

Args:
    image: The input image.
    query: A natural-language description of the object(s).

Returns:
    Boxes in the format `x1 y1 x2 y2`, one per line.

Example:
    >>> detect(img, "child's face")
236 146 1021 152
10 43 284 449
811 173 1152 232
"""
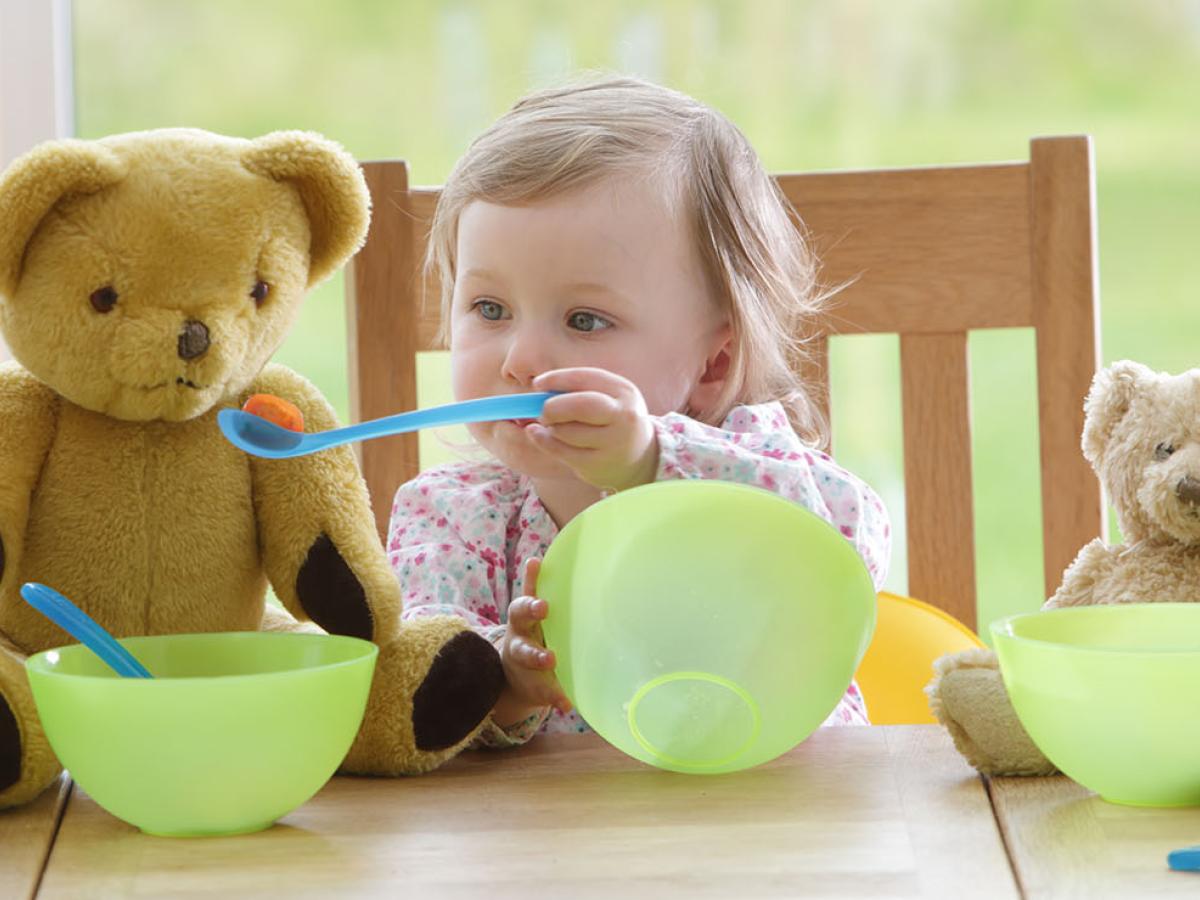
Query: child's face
449 176 728 480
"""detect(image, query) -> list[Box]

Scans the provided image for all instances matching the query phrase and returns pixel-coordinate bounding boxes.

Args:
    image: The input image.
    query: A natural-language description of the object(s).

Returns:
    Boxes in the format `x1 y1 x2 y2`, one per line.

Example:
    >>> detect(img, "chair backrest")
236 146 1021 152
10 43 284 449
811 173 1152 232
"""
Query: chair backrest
345 136 1104 631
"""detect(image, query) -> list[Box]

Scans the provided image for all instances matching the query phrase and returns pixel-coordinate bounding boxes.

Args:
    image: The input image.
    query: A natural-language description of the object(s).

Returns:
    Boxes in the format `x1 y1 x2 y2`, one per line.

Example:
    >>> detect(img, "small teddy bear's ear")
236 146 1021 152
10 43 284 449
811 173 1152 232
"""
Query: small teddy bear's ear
241 131 371 288
1081 360 1153 466
0 138 126 297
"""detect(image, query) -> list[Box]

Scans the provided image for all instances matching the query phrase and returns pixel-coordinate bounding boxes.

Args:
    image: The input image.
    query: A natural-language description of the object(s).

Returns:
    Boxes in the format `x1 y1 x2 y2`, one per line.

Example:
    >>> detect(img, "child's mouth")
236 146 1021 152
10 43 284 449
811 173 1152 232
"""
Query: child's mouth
508 418 536 427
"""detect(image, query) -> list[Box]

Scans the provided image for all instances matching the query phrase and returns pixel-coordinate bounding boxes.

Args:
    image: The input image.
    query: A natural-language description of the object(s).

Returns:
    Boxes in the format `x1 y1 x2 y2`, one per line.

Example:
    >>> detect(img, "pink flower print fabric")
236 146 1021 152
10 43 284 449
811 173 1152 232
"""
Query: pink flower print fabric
387 401 890 746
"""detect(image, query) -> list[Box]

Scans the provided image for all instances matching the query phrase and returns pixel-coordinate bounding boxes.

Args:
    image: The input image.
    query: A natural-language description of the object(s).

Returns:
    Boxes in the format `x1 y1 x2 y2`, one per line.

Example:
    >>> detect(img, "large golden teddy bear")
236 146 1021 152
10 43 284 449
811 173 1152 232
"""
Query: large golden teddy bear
0 129 504 808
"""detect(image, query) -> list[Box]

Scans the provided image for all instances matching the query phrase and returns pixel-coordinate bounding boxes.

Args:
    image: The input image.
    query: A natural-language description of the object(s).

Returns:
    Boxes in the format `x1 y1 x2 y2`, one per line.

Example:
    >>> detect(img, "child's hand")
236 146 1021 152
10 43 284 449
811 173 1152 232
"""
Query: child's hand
528 367 658 493
493 559 572 727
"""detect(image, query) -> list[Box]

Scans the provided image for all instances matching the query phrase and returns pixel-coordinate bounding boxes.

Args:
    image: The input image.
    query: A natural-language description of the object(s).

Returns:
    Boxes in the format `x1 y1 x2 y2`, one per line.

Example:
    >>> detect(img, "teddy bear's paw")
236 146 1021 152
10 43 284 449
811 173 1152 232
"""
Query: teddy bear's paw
0 671 62 808
413 630 506 752
341 618 504 776
927 653 1056 776
296 534 373 641
0 688 19 793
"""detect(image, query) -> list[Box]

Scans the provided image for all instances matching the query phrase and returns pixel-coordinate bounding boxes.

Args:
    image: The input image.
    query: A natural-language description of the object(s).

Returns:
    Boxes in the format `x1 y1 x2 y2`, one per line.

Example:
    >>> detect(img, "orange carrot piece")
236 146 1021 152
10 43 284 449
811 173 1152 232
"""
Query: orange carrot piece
242 393 305 432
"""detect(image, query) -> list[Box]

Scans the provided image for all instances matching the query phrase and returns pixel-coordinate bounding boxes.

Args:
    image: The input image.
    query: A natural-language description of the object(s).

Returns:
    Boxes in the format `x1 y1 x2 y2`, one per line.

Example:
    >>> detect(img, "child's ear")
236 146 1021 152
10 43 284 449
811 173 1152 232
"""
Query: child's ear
685 325 733 418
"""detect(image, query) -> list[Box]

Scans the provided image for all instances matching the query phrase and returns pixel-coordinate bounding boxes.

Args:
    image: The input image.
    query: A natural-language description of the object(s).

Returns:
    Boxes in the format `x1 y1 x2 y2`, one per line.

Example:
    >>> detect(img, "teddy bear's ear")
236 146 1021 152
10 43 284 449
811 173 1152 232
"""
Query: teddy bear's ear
0 138 126 297
241 131 371 288
1081 360 1153 465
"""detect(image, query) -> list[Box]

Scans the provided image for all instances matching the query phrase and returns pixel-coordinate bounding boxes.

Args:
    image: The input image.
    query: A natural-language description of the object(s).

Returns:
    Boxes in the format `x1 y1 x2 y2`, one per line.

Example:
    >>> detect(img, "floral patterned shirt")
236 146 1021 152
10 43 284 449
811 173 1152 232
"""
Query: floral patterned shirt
387 402 891 747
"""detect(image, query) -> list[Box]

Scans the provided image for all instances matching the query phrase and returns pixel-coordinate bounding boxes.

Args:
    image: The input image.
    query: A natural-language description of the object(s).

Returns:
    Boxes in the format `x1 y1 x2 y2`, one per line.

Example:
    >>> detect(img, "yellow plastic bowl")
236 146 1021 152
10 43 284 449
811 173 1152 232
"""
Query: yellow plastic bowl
539 480 876 774
26 631 377 836
993 604 1200 807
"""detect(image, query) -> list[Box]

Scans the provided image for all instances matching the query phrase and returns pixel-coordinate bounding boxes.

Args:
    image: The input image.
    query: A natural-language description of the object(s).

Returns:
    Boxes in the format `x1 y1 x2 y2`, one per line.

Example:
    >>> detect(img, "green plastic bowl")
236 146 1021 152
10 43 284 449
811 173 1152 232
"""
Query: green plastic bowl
539 480 876 774
993 604 1200 807
26 631 377 836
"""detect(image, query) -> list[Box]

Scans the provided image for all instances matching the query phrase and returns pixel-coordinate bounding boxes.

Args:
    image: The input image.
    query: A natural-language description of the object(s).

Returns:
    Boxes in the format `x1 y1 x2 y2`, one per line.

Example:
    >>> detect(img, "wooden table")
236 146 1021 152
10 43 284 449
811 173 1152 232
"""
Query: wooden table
5 726 1200 898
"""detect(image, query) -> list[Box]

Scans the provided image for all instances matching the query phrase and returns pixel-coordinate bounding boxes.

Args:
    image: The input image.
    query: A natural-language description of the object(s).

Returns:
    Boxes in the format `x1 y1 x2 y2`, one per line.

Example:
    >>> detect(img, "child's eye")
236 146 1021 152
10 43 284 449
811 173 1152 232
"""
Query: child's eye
472 299 507 321
567 311 613 333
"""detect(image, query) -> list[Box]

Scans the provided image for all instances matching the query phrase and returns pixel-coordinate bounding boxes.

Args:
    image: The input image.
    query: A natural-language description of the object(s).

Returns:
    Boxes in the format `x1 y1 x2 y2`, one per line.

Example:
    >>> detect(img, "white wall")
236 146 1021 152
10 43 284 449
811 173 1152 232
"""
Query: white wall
0 0 74 362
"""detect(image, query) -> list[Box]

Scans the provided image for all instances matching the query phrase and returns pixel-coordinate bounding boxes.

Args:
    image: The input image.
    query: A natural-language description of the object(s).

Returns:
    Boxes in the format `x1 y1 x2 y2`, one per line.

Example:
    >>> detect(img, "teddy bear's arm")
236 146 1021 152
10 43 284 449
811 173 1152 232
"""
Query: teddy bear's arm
243 364 400 641
0 363 58 592
1043 538 1119 609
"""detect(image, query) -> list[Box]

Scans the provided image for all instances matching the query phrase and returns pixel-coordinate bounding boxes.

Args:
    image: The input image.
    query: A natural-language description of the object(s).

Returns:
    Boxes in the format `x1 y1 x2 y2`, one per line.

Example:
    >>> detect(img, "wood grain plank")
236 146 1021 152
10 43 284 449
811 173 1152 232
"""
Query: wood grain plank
346 161 421 538
783 163 1034 336
1029 136 1105 598
900 332 977 629
38 728 1016 899
400 164 1039 348
990 774 1200 897
0 775 70 900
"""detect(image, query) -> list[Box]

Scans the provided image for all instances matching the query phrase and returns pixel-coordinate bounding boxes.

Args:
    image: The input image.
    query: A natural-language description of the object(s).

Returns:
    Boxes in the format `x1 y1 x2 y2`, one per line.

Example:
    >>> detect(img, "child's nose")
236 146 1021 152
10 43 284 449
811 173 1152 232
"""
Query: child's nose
500 329 553 386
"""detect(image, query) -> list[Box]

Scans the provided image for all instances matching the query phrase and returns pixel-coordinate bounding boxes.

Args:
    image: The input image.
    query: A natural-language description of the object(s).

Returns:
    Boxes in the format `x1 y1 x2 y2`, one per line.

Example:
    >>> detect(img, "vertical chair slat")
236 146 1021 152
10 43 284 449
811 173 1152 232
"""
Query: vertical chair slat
900 332 977 630
1029 136 1105 599
346 160 420 540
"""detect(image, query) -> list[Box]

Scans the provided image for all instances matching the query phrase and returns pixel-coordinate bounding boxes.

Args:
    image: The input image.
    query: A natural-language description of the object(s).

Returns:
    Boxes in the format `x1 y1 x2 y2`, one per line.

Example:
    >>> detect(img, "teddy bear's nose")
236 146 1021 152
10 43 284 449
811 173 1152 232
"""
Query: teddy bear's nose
177 320 210 360
1176 476 1200 506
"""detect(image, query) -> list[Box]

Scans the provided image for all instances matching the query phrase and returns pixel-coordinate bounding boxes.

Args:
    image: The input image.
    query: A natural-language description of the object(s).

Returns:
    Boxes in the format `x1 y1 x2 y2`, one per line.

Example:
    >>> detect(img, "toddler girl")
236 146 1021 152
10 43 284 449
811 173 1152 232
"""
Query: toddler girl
389 76 890 746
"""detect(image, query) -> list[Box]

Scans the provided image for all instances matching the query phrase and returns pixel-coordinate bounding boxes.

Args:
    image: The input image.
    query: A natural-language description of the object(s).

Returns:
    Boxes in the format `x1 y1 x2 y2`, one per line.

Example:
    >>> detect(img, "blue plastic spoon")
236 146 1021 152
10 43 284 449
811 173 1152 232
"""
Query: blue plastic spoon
217 391 557 460
20 583 153 678
1169 845 1200 872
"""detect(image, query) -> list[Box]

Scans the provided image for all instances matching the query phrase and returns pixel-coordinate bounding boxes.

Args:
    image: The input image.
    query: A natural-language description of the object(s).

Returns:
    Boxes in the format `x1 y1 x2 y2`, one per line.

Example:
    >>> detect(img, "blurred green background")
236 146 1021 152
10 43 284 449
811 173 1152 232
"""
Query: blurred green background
72 0 1200 635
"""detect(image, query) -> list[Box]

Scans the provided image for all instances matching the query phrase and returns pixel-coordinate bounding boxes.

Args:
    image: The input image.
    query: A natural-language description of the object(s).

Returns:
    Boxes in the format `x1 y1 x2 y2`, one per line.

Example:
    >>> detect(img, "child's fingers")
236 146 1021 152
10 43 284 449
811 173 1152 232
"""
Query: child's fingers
508 595 548 635
523 557 541 595
508 635 555 670
540 391 621 426
502 647 567 717
527 421 611 451
533 367 634 396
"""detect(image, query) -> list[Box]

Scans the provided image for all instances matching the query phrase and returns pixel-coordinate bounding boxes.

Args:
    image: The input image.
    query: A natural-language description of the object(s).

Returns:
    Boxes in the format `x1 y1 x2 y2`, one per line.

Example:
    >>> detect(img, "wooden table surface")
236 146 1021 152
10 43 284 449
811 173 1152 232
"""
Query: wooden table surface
5 725 1200 898
2 776 69 900
989 774 1200 897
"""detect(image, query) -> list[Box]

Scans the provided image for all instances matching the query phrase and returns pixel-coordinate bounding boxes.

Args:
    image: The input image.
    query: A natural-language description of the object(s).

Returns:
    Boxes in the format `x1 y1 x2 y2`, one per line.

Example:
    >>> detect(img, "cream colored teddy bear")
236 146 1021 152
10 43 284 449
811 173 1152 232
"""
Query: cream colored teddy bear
928 360 1200 775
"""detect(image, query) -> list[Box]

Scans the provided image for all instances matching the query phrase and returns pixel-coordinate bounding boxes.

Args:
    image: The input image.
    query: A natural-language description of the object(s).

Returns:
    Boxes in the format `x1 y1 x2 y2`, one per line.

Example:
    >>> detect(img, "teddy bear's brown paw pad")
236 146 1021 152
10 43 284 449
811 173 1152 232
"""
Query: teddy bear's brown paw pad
0 689 20 792
296 534 373 641
412 631 505 752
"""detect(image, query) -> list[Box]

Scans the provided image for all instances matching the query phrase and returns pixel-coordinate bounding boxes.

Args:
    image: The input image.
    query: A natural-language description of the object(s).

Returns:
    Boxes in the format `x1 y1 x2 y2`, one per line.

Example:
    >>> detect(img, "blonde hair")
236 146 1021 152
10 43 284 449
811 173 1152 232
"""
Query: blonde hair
429 75 828 446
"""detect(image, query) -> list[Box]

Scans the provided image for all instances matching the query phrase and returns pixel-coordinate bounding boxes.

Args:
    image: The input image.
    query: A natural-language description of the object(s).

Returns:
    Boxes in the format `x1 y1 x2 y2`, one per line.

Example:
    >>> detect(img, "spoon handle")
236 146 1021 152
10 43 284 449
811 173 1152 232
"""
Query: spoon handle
20 583 153 678
306 392 558 453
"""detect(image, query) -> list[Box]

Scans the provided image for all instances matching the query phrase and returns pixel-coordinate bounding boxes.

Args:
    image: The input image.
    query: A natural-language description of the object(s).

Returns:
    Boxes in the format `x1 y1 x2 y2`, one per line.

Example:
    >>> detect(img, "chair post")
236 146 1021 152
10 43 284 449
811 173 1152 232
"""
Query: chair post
1029 136 1105 600
899 332 977 630
346 160 422 541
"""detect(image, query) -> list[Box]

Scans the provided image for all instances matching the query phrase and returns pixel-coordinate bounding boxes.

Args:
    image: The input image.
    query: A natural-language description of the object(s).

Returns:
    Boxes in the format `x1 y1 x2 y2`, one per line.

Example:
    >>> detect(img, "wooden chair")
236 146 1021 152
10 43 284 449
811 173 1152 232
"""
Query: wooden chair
345 136 1104 631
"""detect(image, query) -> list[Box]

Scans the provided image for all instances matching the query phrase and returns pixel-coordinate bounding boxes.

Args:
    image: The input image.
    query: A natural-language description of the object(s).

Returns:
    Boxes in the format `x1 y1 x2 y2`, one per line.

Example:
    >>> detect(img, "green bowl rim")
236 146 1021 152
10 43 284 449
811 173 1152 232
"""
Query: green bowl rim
24 630 379 683
990 602 1200 656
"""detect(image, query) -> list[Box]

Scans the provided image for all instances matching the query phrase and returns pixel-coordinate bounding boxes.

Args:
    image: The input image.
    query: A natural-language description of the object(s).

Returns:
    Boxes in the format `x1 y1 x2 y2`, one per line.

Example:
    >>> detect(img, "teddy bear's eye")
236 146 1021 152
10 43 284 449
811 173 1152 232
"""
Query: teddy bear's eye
1155 442 1176 461
89 286 118 313
250 281 270 306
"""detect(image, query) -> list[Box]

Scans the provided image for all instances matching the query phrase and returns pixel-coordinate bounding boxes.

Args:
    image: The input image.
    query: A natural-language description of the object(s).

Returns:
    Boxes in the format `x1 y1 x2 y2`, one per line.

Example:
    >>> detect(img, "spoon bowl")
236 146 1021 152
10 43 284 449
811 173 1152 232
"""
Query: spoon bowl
218 392 556 459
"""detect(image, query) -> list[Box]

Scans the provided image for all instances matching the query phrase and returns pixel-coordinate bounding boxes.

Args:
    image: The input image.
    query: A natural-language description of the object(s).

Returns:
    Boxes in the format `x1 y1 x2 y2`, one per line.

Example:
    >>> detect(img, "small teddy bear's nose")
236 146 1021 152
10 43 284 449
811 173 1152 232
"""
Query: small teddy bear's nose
177 320 210 360
1176 476 1200 506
